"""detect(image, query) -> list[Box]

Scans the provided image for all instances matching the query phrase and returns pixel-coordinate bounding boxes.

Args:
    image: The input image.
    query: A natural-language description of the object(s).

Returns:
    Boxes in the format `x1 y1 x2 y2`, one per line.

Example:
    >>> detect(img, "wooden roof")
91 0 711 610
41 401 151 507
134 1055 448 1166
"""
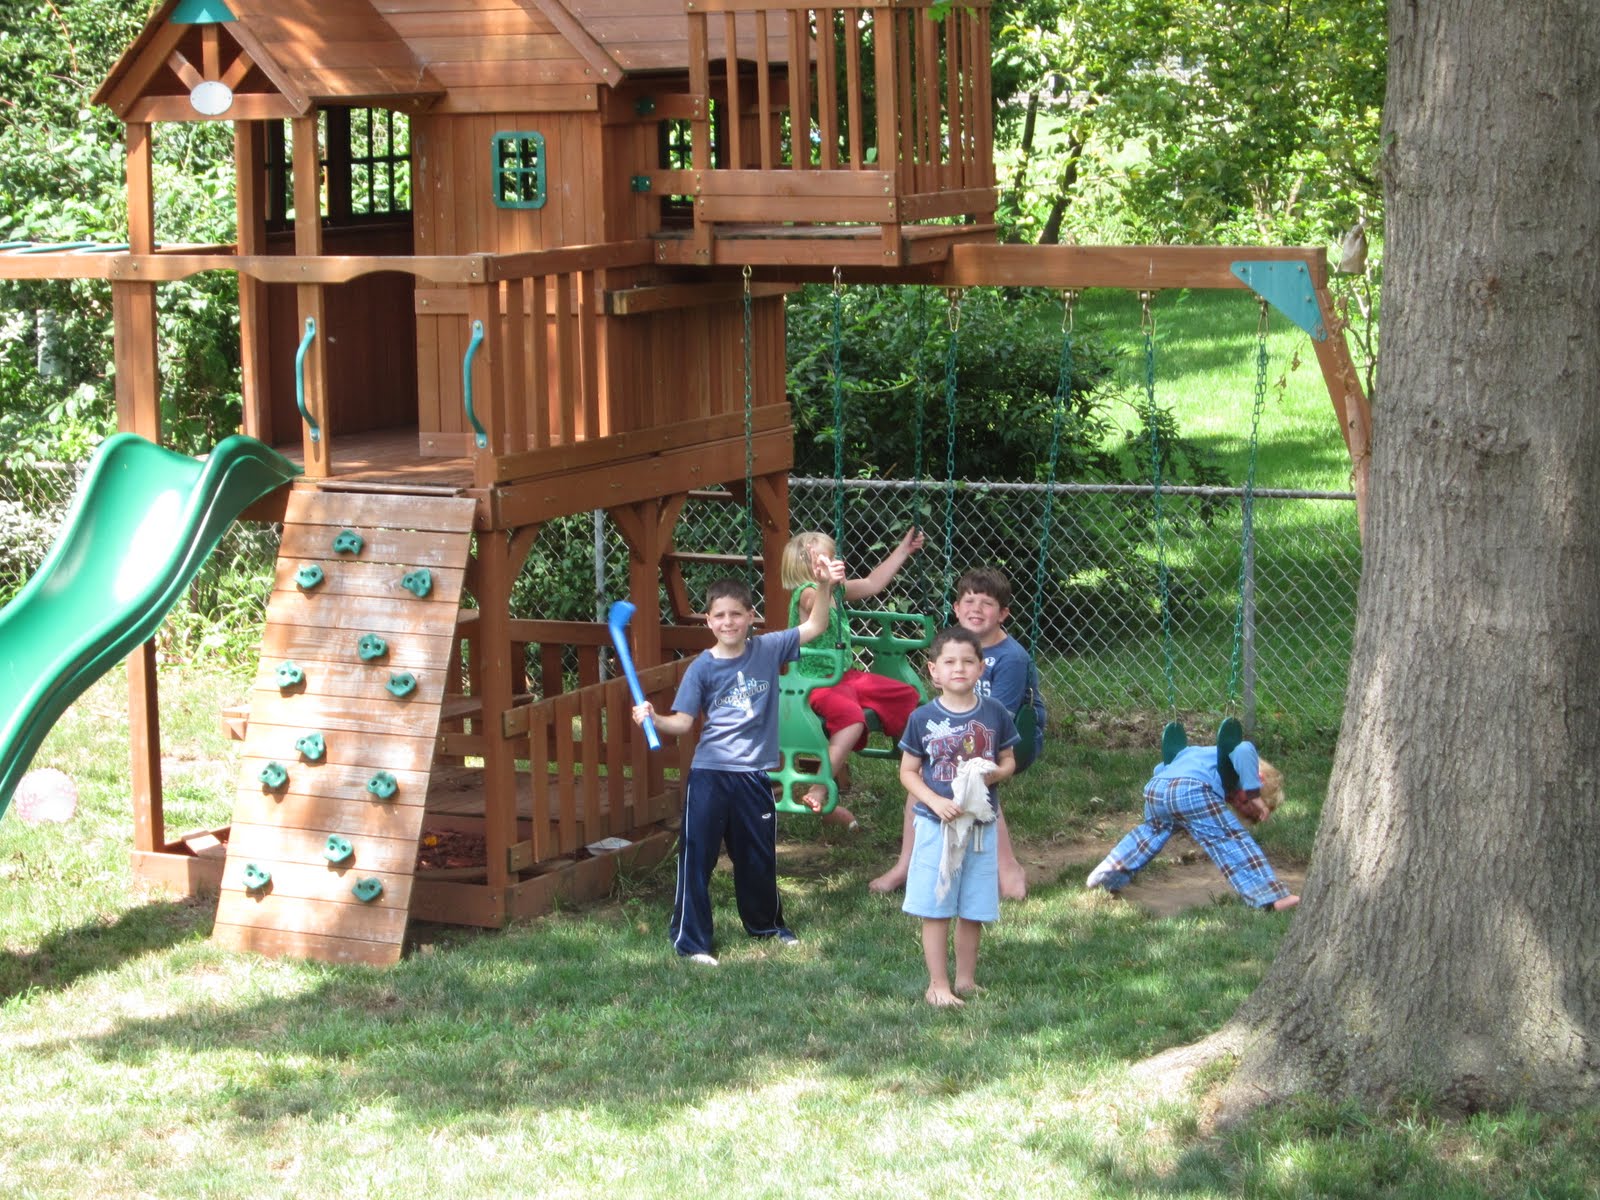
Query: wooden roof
527 0 801 75
94 0 796 121
95 0 444 118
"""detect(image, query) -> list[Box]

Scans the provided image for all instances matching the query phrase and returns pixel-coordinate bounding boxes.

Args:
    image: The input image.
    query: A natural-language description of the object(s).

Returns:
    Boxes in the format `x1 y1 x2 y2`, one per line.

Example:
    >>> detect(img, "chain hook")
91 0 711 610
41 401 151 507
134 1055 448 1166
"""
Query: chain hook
944 287 963 333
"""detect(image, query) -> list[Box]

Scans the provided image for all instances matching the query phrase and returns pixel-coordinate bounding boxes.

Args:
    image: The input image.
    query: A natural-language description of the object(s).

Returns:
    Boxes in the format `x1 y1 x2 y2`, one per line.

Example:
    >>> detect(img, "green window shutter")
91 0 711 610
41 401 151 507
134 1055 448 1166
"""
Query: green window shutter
492 132 547 210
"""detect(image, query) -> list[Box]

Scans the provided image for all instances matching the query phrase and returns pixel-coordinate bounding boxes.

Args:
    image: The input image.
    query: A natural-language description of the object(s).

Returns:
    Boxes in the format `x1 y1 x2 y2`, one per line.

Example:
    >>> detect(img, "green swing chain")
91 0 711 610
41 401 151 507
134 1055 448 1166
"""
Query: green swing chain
910 287 932 613
1142 291 1178 715
941 288 964 615
741 265 757 575
825 266 851 643
1227 300 1270 703
1029 289 1076 652
829 266 847 553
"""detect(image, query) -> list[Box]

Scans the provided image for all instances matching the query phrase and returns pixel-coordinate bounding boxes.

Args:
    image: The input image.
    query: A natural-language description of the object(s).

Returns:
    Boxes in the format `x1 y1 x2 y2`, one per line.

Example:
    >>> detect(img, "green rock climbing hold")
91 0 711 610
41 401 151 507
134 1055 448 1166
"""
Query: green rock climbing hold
386 671 418 698
332 530 365 555
295 564 325 590
366 771 398 800
295 731 325 761
243 863 271 891
323 835 354 864
258 761 288 789
352 877 384 903
400 568 433 598
275 661 304 688
357 633 388 661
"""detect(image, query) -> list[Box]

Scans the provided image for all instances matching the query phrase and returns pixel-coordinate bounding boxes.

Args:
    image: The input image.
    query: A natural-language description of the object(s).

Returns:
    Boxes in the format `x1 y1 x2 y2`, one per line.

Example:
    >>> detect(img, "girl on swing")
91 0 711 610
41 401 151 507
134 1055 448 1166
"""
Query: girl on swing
779 527 926 828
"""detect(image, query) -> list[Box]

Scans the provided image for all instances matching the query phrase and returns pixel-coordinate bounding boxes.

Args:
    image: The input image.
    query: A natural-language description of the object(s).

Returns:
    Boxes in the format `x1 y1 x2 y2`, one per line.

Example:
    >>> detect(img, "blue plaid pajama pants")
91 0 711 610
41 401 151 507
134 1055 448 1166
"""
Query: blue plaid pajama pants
1096 776 1289 908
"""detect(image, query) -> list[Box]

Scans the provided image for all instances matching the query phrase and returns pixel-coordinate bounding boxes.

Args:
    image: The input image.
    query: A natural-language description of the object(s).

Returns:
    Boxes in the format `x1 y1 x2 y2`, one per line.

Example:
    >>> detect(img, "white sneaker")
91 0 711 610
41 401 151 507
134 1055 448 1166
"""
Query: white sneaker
1085 861 1117 891
686 952 719 966
776 931 800 946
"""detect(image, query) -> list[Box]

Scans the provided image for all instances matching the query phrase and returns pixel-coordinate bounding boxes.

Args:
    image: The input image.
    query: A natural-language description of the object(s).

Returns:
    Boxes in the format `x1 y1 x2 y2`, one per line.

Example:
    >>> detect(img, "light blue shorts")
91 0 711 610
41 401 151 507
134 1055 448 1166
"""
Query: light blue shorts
902 814 1000 923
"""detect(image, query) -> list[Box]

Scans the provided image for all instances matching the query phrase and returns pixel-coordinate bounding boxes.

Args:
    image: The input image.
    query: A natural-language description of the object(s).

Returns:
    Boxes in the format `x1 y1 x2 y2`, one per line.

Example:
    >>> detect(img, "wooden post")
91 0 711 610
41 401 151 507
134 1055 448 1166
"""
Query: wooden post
609 495 688 669
292 112 329 477
235 121 272 443
116 122 166 854
474 531 521 919
686 13 713 263
1311 281 1372 534
467 283 506 487
753 471 790 623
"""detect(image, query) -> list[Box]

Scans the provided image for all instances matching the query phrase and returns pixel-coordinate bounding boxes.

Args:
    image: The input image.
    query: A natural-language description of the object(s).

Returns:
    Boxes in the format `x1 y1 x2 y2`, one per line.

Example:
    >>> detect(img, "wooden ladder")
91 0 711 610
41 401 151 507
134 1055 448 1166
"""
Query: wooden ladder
213 489 477 965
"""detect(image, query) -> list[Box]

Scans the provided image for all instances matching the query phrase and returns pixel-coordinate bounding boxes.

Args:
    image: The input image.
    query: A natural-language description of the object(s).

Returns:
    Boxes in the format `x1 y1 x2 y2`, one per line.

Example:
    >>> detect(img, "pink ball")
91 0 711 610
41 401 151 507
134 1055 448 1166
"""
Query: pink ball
12 768 78 824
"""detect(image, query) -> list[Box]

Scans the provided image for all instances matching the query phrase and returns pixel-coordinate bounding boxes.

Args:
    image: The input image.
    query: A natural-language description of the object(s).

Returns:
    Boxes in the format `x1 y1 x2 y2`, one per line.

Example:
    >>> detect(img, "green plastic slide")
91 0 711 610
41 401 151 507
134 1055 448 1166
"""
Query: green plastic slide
0 433 300 820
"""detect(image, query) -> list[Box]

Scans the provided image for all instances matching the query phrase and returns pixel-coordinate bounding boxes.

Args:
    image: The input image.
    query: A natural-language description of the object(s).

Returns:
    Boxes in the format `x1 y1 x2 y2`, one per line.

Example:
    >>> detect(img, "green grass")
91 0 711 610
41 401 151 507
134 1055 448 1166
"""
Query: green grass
3 669 1596 1199
1076 287 1355 493
1015 287 1362 746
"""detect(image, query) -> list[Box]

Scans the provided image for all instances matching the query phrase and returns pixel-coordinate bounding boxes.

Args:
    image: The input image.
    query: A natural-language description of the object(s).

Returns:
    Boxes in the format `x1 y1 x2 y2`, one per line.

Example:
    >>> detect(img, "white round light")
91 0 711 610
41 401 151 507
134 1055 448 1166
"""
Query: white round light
189 80 234 116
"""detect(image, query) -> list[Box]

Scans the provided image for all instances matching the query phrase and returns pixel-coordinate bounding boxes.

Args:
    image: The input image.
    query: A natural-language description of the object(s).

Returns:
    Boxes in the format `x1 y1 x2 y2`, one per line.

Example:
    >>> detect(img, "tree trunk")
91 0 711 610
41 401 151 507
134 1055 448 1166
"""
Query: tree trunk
1218 0 1600 1115
1037 132 1084 246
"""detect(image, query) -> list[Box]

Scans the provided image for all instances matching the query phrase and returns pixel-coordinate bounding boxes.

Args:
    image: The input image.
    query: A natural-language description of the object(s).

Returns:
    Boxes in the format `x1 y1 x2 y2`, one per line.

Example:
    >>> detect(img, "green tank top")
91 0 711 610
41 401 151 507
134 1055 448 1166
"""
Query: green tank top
789 583 850 679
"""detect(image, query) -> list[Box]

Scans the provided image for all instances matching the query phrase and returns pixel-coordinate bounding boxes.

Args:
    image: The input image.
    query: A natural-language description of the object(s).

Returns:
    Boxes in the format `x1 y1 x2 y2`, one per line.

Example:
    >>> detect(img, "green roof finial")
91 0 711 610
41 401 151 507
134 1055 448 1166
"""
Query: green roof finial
172 0 236 24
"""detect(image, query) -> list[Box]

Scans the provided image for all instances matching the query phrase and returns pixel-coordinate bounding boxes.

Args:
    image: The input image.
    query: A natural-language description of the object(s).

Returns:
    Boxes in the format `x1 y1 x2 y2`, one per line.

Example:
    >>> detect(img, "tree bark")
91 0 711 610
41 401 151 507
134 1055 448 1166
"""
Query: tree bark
1217 0 1600 1115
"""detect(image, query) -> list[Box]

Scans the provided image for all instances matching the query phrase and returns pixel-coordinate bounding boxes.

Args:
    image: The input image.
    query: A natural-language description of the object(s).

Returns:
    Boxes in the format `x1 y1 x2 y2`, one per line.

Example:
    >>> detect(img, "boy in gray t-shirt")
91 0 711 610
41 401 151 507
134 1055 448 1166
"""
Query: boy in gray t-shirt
633 556 843 965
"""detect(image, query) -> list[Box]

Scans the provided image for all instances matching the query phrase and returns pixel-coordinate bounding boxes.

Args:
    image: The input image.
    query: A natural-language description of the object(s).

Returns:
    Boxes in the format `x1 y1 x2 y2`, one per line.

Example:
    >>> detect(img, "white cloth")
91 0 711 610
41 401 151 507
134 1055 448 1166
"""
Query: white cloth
936 757 998 902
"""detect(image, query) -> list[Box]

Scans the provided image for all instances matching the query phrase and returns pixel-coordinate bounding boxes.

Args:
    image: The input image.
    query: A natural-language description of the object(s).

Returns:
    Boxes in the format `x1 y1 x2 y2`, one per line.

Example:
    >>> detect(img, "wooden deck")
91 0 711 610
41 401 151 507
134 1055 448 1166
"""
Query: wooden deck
274 427 474 490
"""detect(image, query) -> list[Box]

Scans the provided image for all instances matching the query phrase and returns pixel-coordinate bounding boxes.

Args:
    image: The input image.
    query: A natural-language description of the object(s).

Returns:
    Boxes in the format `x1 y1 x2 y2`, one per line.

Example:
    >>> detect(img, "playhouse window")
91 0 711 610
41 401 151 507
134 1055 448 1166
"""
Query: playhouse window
492 133 547 209
263 107 411 230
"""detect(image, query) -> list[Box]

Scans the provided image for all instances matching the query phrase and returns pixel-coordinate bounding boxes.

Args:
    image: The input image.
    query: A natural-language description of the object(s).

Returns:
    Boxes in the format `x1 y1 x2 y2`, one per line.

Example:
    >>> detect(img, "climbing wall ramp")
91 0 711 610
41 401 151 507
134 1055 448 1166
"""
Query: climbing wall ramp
214 489 477 966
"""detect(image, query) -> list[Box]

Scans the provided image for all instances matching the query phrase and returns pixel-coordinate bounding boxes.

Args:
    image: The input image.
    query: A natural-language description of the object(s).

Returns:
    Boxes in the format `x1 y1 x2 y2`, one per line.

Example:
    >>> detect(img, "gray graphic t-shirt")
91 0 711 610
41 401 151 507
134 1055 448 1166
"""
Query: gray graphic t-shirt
672 627 802 771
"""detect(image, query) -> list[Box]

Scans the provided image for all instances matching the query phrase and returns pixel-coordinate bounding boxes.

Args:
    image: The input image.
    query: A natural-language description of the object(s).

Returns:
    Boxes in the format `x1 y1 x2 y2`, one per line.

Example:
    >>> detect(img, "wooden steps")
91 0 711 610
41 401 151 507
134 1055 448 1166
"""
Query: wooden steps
213 489 477 966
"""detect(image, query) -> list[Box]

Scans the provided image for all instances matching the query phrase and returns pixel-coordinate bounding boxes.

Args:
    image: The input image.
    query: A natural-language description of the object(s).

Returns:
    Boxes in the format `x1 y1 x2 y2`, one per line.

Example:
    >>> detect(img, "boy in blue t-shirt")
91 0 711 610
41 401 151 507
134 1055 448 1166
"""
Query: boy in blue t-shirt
871 568 1044 898
633 555 845 965
899 626 1019 1006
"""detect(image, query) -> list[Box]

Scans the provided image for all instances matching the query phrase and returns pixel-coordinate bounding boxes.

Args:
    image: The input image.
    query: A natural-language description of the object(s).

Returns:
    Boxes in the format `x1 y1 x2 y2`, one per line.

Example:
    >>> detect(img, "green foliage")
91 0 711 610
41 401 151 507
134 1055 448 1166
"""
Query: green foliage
0 2 243 461
993 0 1386 250
786 284 1121 484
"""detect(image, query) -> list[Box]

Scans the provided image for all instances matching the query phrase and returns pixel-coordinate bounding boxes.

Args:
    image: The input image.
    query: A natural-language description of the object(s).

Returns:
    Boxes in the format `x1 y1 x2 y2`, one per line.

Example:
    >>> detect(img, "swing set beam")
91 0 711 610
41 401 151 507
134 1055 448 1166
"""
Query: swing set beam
940 243 1371 534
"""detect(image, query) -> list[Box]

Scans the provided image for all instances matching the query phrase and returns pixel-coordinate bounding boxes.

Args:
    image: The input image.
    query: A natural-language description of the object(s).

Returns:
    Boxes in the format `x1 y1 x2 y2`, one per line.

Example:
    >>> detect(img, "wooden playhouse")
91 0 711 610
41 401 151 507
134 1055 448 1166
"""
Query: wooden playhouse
0 0 1369 964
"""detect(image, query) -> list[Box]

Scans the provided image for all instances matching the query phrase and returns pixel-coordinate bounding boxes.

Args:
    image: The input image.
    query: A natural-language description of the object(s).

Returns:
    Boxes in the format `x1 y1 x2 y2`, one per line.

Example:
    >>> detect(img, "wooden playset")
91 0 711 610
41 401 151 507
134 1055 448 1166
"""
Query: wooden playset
0 0 1369 964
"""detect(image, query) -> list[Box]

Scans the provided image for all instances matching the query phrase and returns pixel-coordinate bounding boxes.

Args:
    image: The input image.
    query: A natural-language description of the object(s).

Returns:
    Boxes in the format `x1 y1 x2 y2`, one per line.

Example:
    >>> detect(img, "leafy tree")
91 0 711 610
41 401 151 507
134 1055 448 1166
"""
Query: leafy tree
992 0 1386 248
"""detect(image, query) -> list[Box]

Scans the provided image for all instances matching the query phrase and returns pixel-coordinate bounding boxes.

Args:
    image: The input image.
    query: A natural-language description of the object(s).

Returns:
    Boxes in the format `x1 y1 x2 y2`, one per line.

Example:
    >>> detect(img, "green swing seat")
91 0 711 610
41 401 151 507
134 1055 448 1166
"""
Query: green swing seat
770 597 935 815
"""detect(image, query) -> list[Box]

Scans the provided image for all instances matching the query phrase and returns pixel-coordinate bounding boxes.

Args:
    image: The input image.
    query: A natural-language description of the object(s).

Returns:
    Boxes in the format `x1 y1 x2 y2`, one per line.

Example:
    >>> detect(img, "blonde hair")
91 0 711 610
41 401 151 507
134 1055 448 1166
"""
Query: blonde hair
780 531 835 588
1258 758 1284 813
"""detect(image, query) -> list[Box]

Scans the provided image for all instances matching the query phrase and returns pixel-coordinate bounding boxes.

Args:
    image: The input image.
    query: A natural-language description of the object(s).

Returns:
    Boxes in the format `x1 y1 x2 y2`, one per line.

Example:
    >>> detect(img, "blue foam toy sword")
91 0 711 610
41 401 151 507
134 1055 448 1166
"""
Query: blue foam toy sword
607 599 661 751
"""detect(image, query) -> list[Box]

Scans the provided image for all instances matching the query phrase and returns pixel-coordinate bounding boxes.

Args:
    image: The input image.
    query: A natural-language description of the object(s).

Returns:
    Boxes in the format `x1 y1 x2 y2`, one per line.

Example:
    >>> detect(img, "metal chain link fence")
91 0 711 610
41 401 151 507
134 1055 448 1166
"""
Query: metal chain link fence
660 477 1362 747
1 461 1360 747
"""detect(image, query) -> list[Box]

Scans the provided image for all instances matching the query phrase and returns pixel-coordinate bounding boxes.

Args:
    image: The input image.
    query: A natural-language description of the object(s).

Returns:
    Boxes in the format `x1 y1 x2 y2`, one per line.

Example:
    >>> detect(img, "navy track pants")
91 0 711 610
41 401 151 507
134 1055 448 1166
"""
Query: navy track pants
670 768 792 956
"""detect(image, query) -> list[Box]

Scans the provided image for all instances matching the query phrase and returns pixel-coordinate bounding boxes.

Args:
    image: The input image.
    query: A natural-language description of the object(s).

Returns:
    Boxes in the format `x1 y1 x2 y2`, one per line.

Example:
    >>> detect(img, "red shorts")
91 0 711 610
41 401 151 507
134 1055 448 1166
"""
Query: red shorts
808 669 920 751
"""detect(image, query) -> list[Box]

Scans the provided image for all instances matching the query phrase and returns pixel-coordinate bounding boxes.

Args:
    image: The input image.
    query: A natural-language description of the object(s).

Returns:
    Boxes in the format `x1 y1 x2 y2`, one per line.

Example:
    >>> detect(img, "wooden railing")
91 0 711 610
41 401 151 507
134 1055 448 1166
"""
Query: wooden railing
506 620 714 702
427 242 653 472
501 658 695 865
680 0 995 255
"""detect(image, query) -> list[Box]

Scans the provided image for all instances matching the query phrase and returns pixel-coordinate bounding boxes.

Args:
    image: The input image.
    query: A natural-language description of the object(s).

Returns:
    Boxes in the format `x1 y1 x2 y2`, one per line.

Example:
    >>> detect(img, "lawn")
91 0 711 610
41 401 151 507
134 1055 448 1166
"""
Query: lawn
2 666 1595 1199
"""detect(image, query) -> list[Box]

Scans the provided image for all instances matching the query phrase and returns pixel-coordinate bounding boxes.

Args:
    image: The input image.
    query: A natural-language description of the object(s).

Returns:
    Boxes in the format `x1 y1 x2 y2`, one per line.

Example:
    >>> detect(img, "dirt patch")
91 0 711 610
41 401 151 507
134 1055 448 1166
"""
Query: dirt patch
417 829 487 871
790 827 1307 917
